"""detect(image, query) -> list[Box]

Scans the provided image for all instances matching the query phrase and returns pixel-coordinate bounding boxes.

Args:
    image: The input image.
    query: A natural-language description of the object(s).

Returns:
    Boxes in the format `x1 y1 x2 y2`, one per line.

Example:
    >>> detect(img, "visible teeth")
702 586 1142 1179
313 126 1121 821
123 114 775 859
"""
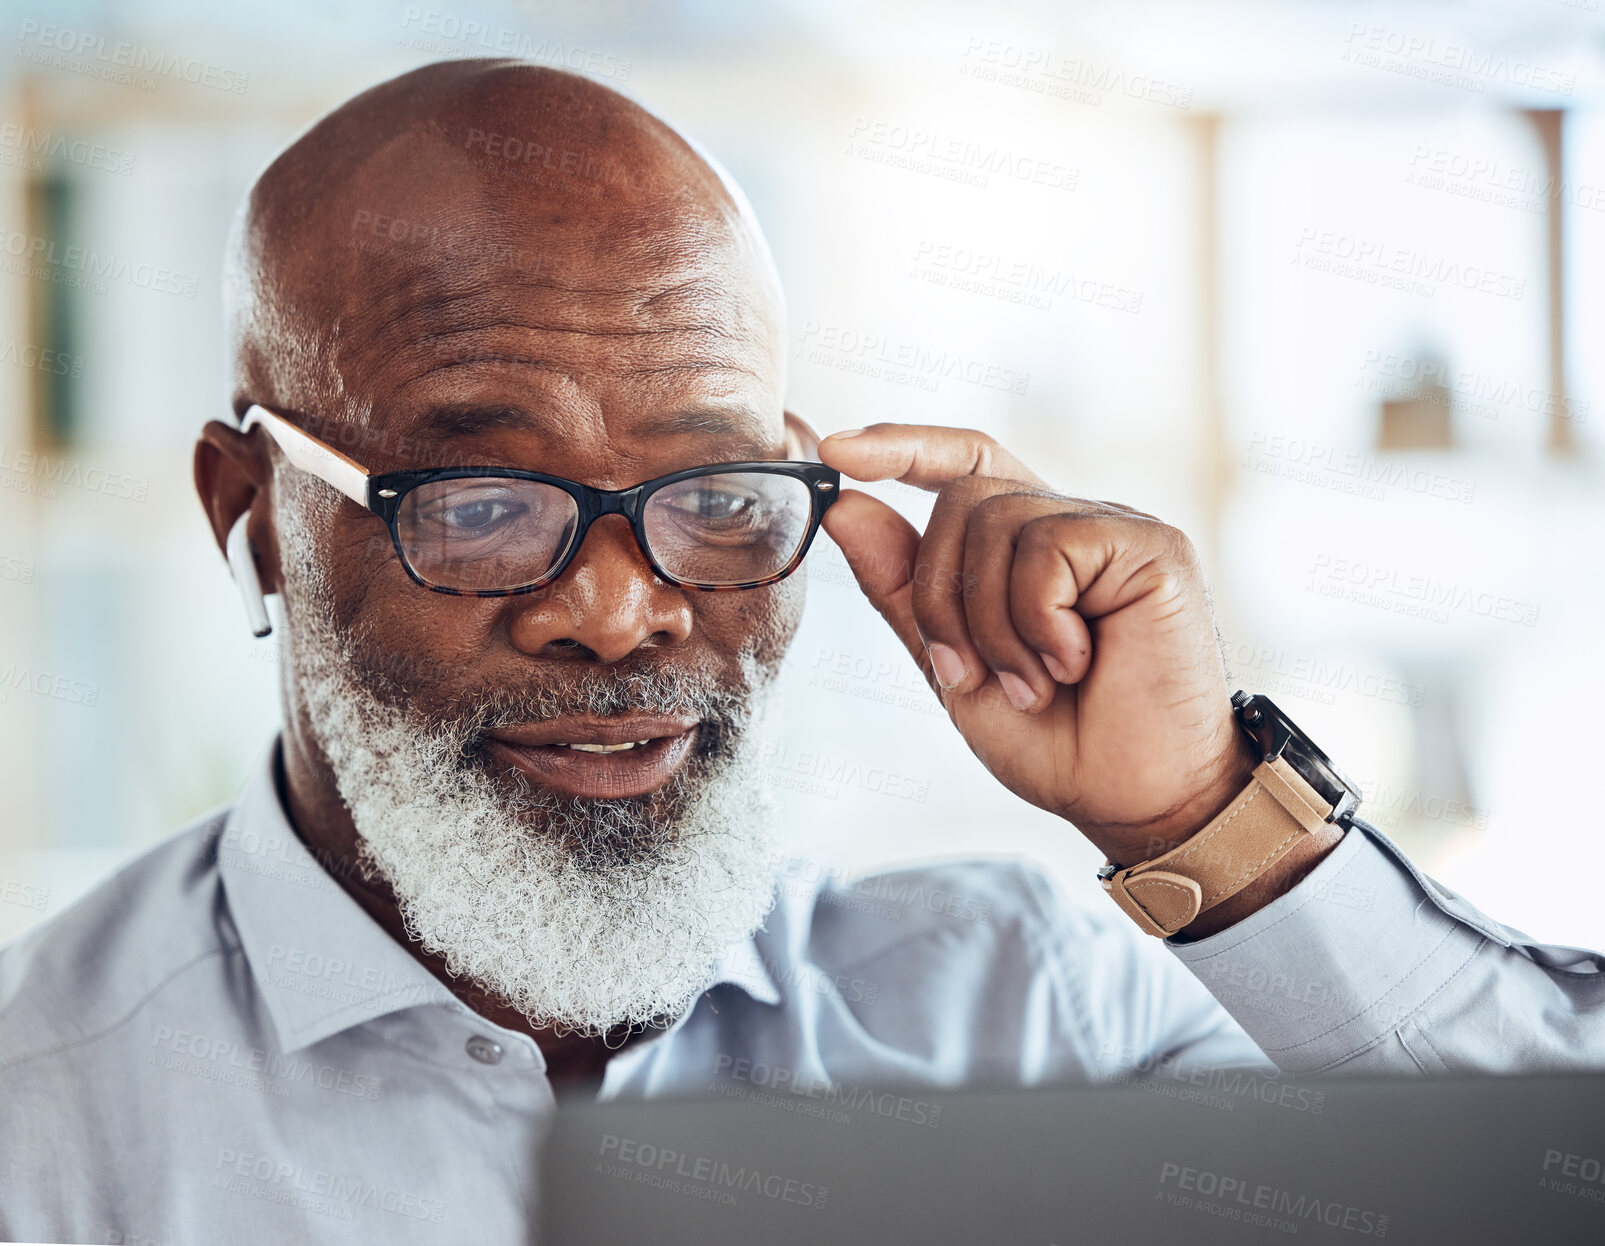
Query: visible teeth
557 740 652 753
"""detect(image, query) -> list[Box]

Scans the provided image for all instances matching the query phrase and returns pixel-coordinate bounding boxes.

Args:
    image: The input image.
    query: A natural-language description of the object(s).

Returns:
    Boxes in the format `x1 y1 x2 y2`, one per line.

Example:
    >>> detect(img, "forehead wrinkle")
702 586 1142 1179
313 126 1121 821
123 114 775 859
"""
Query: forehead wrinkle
340 189 754 304
330 198 773 399
411 356 764 384
352 260 754 339
369 309 767 397
363 309 760 386
627 360 763 379
362 261 755 334
403 353 579 390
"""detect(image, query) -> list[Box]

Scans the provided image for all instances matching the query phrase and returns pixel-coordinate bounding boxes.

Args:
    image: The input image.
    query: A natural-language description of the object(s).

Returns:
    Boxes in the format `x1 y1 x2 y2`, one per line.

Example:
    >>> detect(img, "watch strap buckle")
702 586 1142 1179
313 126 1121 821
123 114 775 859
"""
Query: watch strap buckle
1098 755 1337 938
1100 865 1203 938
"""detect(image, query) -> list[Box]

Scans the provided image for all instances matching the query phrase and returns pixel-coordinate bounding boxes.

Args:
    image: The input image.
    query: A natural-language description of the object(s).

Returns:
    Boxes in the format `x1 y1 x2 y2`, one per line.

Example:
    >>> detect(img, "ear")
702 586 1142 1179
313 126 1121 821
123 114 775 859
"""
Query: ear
782 409 823 460
194 419 282 595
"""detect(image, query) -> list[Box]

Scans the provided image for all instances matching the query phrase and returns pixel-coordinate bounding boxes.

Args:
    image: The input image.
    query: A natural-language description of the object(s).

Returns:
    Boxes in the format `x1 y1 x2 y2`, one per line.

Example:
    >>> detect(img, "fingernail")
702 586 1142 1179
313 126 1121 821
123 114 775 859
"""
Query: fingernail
928 643 967 689
828 428 866 439
998 670 1037 711
1040 651 1070 682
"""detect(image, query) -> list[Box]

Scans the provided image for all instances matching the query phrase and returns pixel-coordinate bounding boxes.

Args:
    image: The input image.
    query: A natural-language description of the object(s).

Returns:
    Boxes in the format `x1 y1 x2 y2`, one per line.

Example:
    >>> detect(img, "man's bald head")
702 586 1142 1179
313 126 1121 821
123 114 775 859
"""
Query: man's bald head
200 60 816 1039
225 58 786 425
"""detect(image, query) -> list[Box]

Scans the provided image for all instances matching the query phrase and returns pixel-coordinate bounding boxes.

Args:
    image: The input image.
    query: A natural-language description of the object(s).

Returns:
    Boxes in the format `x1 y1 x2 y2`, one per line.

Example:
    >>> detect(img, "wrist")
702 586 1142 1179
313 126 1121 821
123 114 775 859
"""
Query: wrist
1093 692 1362 940
1101 732 1261 866
1175 820 1345 939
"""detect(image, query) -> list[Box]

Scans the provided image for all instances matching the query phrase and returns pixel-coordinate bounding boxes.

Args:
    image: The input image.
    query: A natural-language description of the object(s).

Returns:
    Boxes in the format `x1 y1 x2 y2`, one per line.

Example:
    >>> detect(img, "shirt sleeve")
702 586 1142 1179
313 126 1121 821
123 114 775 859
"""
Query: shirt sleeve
1165 818 1605 1074
1019 867 1279 1083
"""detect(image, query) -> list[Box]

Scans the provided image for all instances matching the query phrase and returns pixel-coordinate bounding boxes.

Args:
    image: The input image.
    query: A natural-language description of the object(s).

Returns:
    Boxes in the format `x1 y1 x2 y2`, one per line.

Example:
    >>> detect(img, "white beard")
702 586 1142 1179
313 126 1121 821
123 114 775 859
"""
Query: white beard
277 489 784 1036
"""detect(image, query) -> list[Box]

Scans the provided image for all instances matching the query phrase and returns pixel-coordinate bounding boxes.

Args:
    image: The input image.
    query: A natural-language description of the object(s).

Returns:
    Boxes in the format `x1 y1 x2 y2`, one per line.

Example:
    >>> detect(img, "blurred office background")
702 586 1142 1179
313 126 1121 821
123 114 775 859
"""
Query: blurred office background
2 0 1603 947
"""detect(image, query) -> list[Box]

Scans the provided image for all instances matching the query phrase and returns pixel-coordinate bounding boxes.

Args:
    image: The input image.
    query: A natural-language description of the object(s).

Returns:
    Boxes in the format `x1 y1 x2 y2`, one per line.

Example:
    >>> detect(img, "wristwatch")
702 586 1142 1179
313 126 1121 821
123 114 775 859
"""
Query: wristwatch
1098 691 1362 937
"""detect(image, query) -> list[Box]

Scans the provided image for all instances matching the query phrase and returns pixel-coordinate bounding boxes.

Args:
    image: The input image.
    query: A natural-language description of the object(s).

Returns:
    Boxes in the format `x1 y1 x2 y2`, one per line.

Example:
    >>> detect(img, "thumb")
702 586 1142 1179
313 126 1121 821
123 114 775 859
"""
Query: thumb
820 488 926 664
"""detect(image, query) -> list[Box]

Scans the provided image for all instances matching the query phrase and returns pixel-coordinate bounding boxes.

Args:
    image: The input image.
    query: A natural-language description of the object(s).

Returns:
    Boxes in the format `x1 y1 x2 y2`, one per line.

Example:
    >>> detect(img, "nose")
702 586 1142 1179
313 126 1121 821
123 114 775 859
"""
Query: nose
504 514 693 663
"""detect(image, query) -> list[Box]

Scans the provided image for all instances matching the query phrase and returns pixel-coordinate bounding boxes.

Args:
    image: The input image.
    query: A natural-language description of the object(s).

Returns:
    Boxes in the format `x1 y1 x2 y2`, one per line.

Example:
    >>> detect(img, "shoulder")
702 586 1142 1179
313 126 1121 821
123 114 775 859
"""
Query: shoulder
775 855 1119 968
759 855 1152 1010
747 856 1191 1082
759 856 1231 1063
0 808 237 1069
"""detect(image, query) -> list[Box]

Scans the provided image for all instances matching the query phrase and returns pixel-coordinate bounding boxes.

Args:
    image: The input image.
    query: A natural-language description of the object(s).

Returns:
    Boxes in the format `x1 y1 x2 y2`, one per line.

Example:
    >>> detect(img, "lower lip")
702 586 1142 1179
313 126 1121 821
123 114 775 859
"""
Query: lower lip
483 729 698 799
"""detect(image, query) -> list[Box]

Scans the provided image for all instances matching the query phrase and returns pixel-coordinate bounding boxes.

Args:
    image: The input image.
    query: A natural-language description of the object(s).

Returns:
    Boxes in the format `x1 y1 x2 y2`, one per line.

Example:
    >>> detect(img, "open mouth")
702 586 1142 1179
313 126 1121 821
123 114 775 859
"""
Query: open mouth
482 716 700 800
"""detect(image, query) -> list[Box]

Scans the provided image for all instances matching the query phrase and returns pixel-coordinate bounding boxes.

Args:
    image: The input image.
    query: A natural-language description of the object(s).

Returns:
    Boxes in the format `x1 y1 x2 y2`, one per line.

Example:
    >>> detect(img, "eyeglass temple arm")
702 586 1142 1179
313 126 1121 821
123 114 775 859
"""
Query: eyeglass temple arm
239 405 371 507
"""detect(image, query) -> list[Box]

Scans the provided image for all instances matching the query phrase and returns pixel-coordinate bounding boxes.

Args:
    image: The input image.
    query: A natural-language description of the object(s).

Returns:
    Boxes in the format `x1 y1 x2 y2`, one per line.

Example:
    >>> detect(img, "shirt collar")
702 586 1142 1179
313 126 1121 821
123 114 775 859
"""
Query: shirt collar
711 929 781 1006
218 738 779 1054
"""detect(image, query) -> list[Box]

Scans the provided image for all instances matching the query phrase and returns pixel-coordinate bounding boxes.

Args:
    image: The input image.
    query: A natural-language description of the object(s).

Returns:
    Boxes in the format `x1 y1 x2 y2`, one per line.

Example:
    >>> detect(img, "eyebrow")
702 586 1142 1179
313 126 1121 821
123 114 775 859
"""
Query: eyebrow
408 403 768 441
410 405 534 438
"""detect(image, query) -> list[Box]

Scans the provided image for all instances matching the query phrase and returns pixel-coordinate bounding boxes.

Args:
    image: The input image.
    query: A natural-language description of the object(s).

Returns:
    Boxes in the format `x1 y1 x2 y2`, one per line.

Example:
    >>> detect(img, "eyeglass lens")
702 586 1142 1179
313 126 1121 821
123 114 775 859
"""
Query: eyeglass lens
394 470 816 591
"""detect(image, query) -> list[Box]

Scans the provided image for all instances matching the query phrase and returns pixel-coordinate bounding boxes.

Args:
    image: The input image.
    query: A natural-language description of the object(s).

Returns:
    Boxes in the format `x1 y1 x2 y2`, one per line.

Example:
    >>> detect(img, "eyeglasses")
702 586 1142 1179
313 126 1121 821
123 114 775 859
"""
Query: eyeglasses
239 405 840 595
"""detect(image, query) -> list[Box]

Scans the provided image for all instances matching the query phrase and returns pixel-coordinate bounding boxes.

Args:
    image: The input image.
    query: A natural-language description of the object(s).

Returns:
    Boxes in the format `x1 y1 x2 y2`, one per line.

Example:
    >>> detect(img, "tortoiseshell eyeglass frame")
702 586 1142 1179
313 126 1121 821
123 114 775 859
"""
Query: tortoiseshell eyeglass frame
239 404 840 596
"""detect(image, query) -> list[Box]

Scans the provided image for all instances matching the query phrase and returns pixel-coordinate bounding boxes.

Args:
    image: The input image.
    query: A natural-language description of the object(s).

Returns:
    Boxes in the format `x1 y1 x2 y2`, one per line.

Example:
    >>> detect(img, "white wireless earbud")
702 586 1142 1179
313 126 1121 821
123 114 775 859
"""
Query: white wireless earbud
226 512 273 639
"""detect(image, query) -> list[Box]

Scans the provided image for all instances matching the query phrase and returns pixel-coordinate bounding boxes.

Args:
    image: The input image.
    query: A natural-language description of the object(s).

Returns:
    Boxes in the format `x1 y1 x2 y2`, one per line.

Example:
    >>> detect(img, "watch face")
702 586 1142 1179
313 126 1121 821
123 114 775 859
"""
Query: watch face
1232 692 1361 824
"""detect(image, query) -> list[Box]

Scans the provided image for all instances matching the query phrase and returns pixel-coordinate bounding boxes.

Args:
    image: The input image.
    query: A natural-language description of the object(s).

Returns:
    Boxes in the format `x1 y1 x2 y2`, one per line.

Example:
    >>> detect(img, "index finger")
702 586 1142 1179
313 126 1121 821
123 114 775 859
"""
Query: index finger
818 423 1047 492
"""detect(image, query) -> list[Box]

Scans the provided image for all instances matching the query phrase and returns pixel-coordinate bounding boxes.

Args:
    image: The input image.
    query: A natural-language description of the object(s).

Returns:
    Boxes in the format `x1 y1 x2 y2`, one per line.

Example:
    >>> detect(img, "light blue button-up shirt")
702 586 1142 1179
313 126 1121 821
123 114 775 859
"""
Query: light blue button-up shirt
1 741 1600 1243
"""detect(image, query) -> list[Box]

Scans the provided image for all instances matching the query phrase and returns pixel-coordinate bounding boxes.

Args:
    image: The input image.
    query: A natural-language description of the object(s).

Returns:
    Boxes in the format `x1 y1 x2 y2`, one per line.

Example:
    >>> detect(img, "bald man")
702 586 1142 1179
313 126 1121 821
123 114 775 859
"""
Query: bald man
1 60 1600 1245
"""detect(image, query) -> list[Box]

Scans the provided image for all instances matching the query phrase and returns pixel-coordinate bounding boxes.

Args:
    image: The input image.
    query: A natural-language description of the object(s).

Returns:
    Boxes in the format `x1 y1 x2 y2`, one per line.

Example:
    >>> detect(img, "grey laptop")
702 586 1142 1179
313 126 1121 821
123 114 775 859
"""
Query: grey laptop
542 1071 1605 1244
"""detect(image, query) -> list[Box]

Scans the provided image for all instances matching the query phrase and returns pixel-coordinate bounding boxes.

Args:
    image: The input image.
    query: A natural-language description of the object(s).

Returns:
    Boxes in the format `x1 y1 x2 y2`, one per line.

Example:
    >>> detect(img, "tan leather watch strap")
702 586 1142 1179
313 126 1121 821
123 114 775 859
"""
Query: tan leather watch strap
1100 756 1337 937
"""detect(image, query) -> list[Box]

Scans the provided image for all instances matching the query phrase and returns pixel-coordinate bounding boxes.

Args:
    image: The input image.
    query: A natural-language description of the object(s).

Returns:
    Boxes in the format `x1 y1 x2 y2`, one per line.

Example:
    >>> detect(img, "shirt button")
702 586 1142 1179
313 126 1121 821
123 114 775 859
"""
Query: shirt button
465 1036 504 1065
